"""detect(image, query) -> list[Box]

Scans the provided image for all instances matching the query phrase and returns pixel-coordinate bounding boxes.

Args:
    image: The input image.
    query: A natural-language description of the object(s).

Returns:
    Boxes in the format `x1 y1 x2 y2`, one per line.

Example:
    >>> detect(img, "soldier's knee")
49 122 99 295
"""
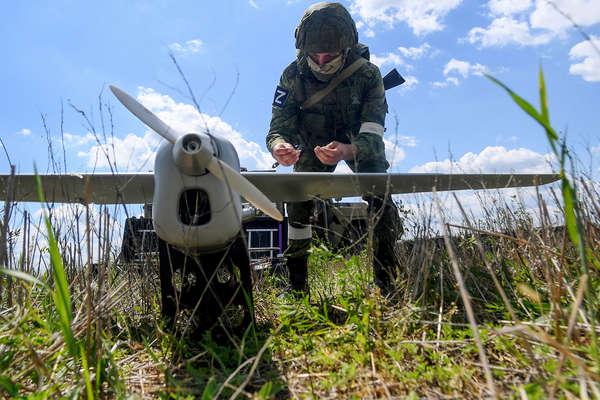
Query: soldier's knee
368 197 403 239
287 200 314 224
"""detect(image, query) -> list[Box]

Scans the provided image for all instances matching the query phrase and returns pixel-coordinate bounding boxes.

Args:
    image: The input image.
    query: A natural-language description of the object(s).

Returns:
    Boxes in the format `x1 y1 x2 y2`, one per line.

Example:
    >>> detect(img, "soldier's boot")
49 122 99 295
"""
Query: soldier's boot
369 196 403 297
373 245 398 297
287 255 309 298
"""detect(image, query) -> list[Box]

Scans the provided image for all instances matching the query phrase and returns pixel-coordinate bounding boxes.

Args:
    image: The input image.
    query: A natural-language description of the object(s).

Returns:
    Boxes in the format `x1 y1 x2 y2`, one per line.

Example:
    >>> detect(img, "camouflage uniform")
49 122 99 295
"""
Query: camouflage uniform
266 2 402 293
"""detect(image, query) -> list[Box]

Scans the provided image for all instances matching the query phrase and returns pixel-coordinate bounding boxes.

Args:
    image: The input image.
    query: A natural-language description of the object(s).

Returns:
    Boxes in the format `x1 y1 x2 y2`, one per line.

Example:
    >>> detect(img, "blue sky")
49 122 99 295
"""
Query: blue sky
1 0 599 178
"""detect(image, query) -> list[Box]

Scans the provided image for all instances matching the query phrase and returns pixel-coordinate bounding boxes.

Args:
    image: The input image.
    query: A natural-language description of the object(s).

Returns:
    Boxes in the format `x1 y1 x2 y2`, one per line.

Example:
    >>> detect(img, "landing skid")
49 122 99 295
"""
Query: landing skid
158 234 254 338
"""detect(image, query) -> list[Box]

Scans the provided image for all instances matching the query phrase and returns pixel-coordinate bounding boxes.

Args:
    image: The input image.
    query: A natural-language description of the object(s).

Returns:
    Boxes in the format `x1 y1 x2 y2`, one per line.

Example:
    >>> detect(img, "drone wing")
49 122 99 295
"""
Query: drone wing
0 172 559 204
243 172 561 202
0 173 154 204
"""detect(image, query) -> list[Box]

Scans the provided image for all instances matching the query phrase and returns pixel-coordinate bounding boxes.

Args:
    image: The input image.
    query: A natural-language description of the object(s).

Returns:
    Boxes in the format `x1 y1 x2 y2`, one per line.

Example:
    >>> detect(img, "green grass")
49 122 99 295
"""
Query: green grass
1 204 599 398
0 68 599 398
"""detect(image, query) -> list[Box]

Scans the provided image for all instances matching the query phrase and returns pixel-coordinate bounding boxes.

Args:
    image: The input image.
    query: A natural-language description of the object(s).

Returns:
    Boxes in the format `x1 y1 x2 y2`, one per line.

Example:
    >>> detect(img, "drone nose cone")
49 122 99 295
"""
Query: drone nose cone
183 137 201 153
172 133 214 176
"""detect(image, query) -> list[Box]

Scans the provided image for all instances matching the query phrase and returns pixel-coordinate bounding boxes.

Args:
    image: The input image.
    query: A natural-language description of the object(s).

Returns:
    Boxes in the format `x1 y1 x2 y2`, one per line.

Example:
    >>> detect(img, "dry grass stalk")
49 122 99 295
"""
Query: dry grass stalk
435 192 499 399
506 325 599 382
0 165 16 306
549 273 589 397
84 203 94 356
452 193 543 376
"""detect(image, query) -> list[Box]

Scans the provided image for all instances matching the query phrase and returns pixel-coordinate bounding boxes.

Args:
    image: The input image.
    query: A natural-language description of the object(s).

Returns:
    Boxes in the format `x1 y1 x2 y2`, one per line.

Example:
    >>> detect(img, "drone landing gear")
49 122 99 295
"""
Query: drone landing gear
158 235 254 338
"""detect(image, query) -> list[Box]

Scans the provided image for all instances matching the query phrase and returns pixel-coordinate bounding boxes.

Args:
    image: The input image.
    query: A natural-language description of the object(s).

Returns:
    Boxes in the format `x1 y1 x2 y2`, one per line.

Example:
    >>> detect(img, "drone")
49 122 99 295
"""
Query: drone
0 85 559 336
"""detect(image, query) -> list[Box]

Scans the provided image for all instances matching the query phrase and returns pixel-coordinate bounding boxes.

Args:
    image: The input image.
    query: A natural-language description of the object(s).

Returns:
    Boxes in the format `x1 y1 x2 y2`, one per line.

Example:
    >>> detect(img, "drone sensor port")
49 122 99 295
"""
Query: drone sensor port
179 189 211 225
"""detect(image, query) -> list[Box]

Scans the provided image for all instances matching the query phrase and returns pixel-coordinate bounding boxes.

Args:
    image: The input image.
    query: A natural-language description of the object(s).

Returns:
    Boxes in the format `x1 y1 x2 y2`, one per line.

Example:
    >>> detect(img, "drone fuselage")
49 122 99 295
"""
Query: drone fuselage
152 133 242 252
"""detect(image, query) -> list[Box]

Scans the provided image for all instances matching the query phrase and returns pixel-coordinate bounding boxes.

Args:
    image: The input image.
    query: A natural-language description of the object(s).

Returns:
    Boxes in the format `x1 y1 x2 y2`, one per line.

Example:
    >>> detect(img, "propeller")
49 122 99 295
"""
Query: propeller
109 85 283 221
110 85 180 143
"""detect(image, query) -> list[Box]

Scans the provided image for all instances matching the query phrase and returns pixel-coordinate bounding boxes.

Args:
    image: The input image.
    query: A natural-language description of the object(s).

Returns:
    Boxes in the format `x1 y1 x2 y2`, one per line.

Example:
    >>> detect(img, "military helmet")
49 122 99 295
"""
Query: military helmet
295 2 358 54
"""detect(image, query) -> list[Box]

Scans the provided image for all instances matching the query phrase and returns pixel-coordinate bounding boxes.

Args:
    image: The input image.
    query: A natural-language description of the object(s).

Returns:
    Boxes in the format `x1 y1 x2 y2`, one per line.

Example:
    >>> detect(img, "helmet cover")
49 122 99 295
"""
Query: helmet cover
295 2 358 53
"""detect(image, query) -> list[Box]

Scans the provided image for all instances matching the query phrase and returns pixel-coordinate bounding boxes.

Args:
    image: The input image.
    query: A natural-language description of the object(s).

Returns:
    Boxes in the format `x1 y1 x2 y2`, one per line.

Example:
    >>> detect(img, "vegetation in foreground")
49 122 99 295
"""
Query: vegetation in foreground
0 71 599 399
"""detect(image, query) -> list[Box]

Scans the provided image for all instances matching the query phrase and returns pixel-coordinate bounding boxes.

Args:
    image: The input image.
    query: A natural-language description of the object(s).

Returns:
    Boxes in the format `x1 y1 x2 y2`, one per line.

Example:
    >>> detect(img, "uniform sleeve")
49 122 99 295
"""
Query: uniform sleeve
266 64 302 153
352 64 387 163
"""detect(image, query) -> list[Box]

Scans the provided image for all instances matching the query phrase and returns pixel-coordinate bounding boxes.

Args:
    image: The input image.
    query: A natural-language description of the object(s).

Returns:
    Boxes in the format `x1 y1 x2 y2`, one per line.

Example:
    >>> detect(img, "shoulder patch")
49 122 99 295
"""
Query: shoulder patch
272 86 290 109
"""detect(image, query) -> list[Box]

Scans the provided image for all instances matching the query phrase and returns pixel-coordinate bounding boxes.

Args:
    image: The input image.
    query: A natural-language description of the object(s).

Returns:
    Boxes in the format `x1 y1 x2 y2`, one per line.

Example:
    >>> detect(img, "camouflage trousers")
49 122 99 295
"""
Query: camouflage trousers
285 150 403 289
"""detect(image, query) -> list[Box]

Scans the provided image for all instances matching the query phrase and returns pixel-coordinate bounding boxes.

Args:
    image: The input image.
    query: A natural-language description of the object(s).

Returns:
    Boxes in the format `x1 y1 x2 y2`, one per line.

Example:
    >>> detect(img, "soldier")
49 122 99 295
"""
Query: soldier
266 1 402 296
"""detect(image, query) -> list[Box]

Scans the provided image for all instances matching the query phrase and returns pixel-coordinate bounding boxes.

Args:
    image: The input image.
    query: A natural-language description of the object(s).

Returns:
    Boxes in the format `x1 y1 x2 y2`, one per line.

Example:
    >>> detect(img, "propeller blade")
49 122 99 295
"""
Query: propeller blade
109 85 281 220
109 85 180 143
206 158 283 221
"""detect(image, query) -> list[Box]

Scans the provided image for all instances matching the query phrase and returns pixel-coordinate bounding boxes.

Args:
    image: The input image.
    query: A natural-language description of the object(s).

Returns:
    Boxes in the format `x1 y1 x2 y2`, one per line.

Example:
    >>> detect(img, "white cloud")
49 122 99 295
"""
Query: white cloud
135 88 275 170
248 0 259 9
79 88 275 172
399 135 417 147
569 36 600 82
397 139 564 236
395 146 568 235
530 0 600 32
371 43 431 89
350 0 463 36
397 43 432 59
371 43 433 68
371 52 406 68
399 75 419 90
488 0 532 16
466 16 554 47
433 58 489 87
97 88 417 174
464 0 600 83
443 59 471 77
409 146 555 173
63 132 96 146
466 0 600 48
384 138 408 169
79 131 160 172
364 27 376 38
168 39 204 55
432 77 459 88
17 128 31 136
443 58 488 77
334 163 353 173
446 76 460 86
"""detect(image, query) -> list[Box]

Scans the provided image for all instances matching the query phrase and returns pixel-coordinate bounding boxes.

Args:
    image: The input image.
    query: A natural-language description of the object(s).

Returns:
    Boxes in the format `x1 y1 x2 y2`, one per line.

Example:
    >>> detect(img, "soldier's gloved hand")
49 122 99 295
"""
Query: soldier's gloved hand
314 141 357 166
272 142 301 166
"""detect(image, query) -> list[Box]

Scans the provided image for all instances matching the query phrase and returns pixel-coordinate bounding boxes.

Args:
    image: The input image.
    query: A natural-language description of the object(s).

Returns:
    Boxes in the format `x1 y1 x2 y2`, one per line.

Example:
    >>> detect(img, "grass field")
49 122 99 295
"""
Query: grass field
0 71 598 399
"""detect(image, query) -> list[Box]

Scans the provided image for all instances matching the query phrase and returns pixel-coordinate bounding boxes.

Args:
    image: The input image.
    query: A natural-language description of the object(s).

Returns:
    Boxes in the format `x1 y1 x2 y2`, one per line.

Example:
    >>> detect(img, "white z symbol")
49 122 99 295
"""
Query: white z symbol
274 89 287 105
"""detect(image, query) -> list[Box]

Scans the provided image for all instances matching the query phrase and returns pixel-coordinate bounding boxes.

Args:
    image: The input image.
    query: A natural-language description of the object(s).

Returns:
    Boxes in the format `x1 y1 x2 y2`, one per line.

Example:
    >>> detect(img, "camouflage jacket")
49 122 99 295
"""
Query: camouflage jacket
266 46 389 170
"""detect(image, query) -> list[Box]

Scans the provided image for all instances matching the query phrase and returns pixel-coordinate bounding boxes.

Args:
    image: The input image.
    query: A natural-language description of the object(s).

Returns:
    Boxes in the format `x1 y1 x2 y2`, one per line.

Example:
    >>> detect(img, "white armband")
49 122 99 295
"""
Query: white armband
359 122 384 137
288 224 312 240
